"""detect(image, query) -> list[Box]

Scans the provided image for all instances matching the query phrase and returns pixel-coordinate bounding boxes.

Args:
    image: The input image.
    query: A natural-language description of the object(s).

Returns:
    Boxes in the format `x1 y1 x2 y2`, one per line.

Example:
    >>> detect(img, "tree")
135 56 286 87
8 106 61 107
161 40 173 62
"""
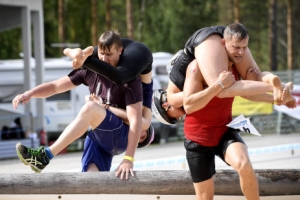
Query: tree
91 0 98 44
239 1 269 70
0 0 299 65
105 0 111 31
58 0 64 54
126 0 134 39
218 0 234 25
233 0 240 23
137 0 146 41
287 0 293 71
141 0 218 53
268 0 277 71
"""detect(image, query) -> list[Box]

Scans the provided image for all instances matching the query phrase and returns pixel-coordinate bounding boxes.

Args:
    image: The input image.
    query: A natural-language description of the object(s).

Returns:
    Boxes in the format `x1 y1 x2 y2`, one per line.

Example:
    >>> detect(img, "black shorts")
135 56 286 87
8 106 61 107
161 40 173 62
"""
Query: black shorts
184 128 246 183
169 50 194 91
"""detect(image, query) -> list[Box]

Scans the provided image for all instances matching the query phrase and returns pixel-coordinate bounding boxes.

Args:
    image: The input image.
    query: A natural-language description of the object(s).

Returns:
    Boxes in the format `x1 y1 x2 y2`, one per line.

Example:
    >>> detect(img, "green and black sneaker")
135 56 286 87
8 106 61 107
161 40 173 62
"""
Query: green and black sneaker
16 143 50 173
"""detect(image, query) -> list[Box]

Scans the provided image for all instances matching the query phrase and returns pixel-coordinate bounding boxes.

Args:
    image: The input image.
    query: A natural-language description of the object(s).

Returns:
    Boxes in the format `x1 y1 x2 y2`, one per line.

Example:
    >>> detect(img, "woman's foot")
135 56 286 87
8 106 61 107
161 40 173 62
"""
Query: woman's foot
63 46 94 69
271 75 282 105
281 82 294 104
63 48 82 60
72 46 94 69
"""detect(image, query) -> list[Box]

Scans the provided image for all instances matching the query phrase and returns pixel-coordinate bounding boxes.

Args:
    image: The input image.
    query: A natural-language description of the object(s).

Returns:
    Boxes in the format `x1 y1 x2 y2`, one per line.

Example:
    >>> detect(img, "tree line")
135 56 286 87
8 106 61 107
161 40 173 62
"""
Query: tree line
0 0 299 72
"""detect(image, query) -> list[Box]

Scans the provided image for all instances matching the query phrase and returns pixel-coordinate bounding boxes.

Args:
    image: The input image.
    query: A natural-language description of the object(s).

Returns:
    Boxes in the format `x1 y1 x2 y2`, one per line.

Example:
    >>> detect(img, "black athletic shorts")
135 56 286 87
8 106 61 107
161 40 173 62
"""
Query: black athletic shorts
184 128 246 183
169 50 194 91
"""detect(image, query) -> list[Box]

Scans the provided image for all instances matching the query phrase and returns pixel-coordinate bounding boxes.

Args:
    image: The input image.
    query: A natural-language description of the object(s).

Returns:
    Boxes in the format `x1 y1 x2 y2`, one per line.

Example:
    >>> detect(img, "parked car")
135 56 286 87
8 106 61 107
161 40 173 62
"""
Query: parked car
151 52 179 144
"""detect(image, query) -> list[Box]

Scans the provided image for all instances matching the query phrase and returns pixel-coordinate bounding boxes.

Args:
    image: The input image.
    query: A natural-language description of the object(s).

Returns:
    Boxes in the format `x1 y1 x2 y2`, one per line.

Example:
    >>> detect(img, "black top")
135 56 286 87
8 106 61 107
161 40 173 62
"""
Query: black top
169 26 225 90
83 38 153 85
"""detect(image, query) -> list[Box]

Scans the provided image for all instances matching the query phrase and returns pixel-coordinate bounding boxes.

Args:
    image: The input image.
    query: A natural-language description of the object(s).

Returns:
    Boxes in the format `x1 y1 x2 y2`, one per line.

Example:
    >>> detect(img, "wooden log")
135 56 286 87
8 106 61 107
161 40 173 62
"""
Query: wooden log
0 169 299 196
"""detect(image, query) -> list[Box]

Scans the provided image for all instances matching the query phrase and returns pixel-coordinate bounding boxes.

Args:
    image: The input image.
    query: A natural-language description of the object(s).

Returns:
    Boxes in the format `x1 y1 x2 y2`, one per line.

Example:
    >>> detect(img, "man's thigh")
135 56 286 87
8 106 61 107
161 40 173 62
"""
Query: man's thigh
194 34 229 86
82 136 113 172
216 128 246 162
184 139 216 183
224 142 250 168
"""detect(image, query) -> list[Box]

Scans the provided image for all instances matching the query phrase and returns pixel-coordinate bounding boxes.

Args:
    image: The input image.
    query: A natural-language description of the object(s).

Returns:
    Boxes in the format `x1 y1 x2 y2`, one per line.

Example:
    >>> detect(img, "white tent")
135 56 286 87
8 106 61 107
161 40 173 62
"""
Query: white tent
0 0 45 132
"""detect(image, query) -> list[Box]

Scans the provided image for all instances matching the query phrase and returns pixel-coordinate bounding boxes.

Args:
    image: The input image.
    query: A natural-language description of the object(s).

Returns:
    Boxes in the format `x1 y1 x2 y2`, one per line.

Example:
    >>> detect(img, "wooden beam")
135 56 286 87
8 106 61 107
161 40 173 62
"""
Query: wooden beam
0 169 299 196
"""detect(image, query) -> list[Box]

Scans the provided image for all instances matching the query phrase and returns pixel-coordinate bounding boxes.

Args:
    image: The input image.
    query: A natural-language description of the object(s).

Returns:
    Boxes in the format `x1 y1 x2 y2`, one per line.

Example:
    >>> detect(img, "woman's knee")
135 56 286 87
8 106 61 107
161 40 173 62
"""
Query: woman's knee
79 101 105 117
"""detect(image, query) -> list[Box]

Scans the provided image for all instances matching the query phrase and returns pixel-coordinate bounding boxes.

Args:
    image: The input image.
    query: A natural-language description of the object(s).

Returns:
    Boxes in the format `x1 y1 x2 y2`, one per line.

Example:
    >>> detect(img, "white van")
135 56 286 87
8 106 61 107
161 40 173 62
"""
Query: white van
0 57 89 141
152 52 173 90
0 52 175 143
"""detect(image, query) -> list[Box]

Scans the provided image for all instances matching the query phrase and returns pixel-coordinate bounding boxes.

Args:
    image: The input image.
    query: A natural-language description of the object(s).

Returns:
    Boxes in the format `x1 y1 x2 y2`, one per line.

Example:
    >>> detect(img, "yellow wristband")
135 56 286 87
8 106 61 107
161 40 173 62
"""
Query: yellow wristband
124 156 134 162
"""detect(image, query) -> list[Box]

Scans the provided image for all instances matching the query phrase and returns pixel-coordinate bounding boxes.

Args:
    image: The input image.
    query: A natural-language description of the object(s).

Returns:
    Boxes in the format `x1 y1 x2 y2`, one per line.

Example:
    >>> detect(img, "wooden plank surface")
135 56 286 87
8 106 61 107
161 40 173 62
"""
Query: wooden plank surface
0 169 299 196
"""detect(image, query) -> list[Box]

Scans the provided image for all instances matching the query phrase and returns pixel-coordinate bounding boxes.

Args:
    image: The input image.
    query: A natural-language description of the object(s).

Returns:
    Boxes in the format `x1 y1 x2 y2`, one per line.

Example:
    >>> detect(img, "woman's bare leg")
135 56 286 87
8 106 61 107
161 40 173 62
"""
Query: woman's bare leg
260 72 282 105
195 34 229 86
282 82 296 107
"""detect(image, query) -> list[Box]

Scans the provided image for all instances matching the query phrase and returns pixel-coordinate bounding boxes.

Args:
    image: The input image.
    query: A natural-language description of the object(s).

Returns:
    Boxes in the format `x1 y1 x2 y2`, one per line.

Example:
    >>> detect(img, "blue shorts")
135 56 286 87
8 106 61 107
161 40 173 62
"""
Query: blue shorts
81 109 129 172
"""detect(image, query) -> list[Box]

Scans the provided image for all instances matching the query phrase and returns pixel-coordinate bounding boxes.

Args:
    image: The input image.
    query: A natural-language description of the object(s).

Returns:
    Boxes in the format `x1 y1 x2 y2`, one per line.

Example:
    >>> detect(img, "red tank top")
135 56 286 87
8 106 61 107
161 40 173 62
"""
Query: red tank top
184 66 238 146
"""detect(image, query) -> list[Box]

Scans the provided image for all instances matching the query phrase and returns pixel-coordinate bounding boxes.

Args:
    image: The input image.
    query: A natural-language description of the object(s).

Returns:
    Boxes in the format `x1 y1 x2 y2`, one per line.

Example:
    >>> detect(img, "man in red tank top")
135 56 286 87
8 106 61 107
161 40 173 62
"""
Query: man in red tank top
152 23 296 199
154 24 279 200
183 24 270 200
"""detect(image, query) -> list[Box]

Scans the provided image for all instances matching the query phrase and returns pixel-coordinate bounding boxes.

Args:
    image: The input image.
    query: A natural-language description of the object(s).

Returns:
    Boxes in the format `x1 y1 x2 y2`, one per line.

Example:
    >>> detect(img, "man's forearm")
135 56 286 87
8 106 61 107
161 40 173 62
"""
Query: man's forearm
26 82 56 98
184 81 222 114
125 102 143 157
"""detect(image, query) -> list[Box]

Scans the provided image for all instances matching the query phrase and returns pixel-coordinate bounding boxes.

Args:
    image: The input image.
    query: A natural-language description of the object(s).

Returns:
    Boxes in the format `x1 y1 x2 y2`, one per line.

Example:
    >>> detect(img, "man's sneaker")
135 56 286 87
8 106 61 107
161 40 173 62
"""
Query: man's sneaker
16 143 50 173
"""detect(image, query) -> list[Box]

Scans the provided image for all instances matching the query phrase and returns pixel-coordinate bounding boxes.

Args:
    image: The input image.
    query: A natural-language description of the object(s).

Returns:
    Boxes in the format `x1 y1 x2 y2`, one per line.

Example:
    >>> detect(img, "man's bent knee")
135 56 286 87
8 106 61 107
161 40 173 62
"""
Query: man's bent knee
225 142 252 172
81 101 105 115
78 101 106 126
233 158 253 175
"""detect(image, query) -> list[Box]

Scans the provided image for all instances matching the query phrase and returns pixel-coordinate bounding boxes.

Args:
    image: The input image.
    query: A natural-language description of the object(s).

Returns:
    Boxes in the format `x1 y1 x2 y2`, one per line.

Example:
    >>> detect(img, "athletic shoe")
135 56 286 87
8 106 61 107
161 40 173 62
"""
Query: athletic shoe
16 143 50 173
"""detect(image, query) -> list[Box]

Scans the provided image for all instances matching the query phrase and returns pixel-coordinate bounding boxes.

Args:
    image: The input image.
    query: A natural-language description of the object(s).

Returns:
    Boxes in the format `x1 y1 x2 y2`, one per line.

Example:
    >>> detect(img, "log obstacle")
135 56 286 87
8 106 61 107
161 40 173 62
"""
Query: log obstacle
0 169 299 196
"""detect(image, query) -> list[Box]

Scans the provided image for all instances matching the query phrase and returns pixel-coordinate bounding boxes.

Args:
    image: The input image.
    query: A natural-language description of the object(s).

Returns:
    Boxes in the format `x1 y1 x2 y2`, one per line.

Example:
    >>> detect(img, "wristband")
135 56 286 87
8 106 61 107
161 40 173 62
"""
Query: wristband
217 80 225 89
124 156 134 162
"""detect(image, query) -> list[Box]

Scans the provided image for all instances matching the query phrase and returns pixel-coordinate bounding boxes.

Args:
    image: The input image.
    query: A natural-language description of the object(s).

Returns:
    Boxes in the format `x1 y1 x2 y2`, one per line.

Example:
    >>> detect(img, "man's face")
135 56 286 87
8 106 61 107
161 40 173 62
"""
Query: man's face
98 44 122 67
223 36 249 64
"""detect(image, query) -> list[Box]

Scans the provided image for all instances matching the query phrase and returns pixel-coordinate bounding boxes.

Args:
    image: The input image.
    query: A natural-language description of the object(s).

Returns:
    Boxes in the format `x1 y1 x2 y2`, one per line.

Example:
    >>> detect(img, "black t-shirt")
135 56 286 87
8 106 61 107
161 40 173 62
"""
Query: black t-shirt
83 38 153 85
68 68 143 109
